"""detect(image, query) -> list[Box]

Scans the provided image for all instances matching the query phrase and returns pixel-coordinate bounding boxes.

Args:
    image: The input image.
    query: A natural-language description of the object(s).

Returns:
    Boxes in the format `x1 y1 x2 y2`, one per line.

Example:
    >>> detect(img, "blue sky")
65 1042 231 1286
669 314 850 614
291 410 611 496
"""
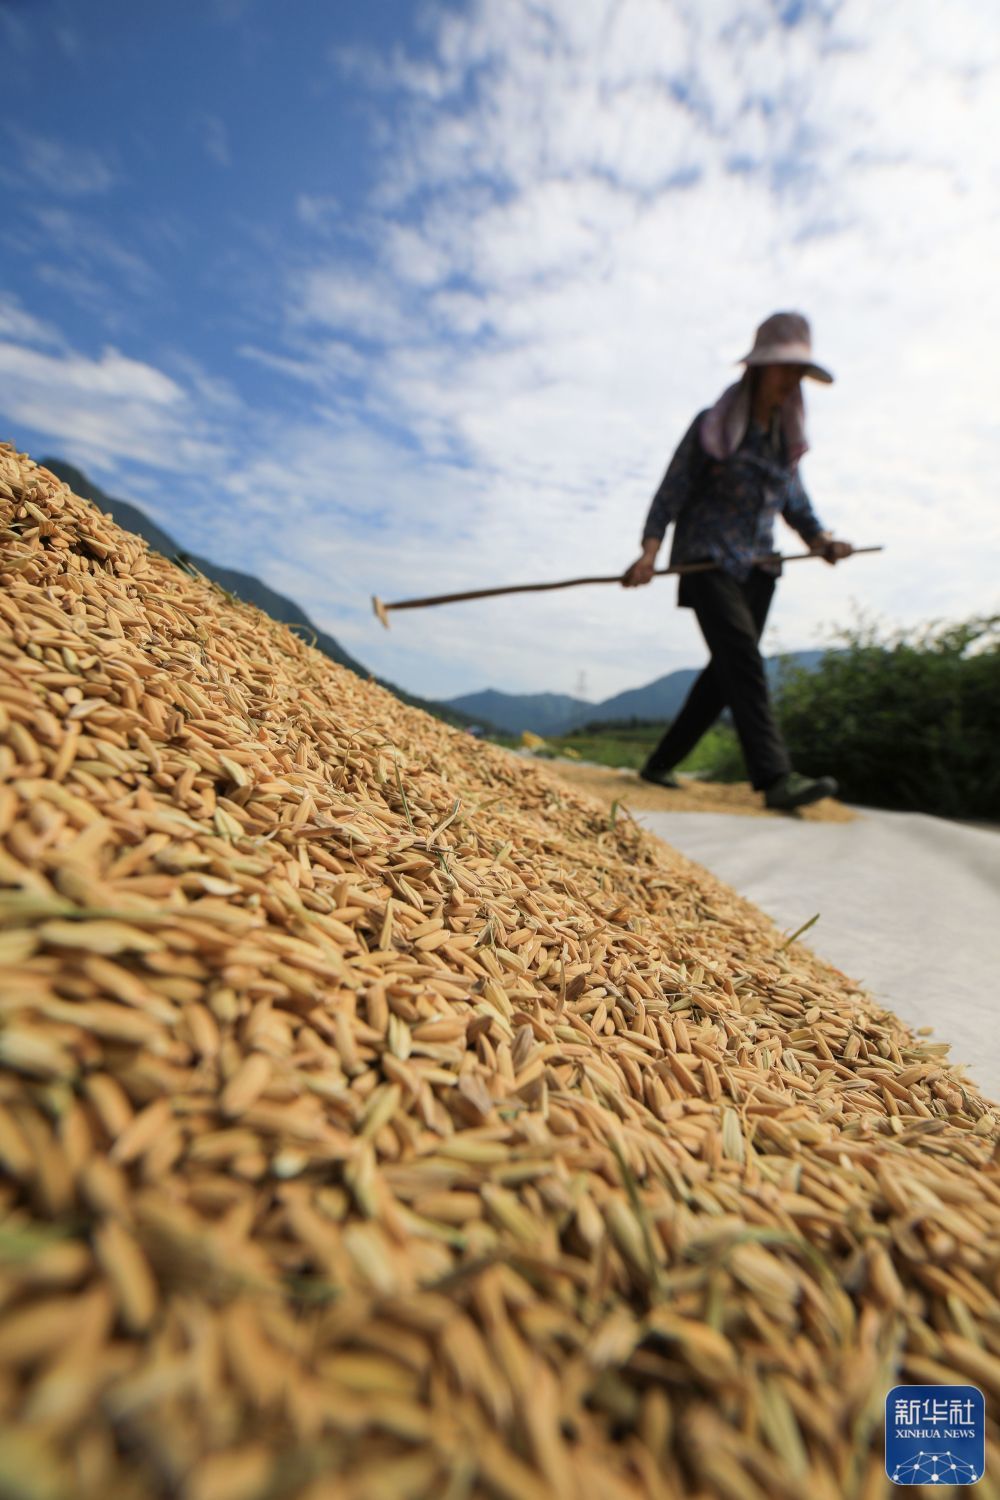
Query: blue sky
1 0 998 702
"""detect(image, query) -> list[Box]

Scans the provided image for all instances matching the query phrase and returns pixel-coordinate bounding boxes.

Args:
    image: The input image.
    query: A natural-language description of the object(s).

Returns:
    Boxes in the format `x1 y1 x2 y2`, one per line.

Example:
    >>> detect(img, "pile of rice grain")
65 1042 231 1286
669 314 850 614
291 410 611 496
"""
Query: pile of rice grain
1 441 998 1500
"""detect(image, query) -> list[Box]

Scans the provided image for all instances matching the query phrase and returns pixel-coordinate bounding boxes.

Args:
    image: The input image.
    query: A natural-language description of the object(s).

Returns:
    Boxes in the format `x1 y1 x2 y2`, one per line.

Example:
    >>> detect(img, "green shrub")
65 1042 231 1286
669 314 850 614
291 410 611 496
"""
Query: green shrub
774 613 1000 818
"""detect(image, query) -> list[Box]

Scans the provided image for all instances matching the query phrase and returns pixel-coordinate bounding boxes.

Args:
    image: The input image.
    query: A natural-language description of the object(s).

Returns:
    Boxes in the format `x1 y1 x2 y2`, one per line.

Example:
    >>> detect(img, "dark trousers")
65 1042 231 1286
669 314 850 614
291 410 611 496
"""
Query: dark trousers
644 567 791 791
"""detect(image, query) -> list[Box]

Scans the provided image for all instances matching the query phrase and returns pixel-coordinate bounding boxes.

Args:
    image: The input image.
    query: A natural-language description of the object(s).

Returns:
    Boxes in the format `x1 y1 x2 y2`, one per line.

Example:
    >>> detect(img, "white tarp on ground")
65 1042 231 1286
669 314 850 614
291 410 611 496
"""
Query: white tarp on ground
637 807 1000 1102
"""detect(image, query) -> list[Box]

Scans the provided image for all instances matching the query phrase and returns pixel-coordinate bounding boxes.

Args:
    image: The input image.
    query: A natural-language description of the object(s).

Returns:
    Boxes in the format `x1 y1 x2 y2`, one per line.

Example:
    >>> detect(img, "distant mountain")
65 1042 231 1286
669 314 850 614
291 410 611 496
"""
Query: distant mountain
584 670 700 728
445 651 830 736
41 460 478 730
446 689 592 737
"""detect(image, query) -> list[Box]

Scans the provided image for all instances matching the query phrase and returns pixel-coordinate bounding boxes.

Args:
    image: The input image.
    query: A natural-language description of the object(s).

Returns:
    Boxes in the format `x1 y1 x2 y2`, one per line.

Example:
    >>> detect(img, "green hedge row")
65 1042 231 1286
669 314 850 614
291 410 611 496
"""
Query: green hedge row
691 614 1000 819
775 614 1000 819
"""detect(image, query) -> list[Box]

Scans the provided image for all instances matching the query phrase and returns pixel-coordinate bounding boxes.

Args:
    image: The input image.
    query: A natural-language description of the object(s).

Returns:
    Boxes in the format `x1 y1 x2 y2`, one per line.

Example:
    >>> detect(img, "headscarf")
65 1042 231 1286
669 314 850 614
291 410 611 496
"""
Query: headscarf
698 371 808 471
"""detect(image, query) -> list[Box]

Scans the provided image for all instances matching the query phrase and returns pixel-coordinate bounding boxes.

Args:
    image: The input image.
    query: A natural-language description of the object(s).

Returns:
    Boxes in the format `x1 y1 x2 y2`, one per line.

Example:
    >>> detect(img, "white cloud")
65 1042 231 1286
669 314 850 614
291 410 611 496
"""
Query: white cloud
381 222 456 288
34 264 122 323
292 267 412 342
164 353 243 414
334 43 458 103
0 343 181 405
5 127 116 196
31 206 157 294
0 294 62 349
238 340 367 386
0 340 227 478
6 205 160 327
295 193 341 229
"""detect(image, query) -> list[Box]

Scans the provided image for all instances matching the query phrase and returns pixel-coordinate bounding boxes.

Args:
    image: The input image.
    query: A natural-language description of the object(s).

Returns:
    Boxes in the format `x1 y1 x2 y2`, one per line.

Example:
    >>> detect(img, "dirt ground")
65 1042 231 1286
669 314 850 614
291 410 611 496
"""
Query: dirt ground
540 759 856 822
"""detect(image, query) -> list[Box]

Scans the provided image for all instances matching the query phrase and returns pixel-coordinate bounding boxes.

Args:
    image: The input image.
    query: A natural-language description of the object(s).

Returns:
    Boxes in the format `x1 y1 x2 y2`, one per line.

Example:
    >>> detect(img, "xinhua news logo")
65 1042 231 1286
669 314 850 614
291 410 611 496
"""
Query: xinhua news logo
885 1385 986 1486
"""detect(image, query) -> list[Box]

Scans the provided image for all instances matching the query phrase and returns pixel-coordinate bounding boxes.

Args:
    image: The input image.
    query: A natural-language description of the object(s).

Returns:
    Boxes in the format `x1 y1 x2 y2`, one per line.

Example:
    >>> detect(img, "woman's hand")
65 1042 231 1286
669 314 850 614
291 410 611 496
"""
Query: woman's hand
811 532 854 566
622 557 655 587
622 540 660 587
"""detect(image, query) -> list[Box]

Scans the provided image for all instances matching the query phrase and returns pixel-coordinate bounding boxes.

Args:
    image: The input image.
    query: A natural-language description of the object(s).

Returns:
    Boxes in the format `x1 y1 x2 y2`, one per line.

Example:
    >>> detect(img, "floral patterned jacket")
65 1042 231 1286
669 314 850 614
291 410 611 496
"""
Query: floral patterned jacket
642 409 825 585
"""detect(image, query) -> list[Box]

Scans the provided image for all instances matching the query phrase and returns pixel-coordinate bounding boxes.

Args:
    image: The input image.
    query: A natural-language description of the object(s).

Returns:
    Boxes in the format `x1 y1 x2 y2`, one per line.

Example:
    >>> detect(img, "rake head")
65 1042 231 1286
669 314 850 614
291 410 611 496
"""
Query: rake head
372 595 390 629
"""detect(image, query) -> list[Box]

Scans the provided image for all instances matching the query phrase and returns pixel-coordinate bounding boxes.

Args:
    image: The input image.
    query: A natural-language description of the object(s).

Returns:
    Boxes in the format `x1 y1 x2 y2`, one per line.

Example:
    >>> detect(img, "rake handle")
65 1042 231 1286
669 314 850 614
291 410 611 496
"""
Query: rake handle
377 546 884 616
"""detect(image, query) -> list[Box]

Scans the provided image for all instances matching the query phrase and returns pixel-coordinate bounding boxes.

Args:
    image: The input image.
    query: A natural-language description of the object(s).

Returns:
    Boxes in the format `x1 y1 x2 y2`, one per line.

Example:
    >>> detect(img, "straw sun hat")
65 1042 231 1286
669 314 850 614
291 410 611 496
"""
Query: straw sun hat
739 311 834 384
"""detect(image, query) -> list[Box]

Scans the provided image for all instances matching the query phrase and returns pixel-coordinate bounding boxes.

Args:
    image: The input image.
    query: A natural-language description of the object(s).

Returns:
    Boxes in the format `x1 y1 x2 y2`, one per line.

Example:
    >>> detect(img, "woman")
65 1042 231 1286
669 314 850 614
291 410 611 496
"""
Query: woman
622 311 853 812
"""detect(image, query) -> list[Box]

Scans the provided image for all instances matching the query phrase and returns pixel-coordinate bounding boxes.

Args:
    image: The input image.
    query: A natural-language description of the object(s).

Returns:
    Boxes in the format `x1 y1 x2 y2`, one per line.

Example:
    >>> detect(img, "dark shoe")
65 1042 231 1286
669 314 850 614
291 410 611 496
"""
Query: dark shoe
764 771 839 811
639 766 681 789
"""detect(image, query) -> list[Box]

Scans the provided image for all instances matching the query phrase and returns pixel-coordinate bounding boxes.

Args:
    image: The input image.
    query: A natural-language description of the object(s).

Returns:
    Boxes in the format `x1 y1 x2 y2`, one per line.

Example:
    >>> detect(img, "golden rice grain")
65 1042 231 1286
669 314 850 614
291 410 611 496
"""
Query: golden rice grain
219 1054 274 1118
92 1219 157 1333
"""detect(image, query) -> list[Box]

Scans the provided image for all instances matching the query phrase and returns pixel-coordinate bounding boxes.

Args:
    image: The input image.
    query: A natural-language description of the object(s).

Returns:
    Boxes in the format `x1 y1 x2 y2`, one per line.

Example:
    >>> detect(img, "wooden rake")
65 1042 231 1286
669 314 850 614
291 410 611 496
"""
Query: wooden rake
372 546 883 627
